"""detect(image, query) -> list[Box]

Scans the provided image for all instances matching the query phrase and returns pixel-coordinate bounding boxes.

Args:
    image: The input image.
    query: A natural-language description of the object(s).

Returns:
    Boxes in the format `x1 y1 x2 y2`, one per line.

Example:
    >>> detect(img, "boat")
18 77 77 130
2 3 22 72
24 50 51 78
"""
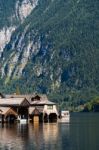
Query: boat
18 119 27 124
58 110 70 123
17 116 28 124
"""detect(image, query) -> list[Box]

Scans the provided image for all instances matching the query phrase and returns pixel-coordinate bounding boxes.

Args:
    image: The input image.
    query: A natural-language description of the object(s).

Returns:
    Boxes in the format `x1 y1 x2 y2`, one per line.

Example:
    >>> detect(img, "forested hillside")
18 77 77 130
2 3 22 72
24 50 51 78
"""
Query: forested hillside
0 0 99 108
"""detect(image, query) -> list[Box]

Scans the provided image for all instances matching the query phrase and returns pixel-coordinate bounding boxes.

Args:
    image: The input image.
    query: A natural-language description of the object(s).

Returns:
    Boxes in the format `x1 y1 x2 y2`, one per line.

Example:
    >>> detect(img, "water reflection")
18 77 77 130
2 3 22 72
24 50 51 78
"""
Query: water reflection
0 124 25 150
43 123 59 142
0 122 70 150
0 113 99 150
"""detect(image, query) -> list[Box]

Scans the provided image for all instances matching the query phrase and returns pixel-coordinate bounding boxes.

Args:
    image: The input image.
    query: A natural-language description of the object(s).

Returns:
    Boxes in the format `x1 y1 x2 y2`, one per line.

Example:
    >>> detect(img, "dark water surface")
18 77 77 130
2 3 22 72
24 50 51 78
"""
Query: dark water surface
0 113 99 150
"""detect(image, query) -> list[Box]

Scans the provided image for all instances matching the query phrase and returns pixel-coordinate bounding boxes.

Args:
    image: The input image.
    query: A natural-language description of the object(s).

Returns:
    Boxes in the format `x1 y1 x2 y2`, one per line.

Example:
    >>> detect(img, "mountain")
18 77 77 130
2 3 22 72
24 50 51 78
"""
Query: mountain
0 0 99 108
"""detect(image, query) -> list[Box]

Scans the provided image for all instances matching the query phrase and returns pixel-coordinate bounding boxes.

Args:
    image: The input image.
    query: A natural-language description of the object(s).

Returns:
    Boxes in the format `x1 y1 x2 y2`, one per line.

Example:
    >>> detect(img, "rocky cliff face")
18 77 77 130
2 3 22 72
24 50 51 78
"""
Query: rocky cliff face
0 27 15 57
15 0 38 22
0 0 38 59
0 0 39 81
0 0 99 104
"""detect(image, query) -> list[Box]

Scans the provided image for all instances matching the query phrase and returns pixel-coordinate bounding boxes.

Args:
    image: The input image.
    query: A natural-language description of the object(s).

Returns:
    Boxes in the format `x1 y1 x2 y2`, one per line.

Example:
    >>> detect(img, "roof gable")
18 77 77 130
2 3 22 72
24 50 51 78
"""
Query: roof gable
0 107 18 116
5 108 18 117
32 108 40 115
20 98 30 107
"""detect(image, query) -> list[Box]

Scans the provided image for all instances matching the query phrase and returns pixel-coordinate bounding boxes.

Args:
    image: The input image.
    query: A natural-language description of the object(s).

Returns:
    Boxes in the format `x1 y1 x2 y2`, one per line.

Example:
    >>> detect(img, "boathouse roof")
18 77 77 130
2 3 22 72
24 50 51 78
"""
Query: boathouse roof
5 94 48 101
0 98 30 107
29 106 44 114
0 107 10 114
29 107 35 114
0 107 18 116
0 93 56 107
5 94 55 105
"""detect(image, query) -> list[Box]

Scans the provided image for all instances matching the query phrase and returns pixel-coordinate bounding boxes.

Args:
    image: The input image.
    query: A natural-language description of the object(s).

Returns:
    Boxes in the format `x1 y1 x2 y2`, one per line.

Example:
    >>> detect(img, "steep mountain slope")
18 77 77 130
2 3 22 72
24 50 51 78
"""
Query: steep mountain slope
0 0 99 106
0 0 38 57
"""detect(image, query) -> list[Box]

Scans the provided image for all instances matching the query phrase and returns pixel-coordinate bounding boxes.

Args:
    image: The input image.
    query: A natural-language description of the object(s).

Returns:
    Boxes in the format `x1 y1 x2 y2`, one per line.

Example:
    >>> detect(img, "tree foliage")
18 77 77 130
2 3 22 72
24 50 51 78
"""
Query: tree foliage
0 0 99 108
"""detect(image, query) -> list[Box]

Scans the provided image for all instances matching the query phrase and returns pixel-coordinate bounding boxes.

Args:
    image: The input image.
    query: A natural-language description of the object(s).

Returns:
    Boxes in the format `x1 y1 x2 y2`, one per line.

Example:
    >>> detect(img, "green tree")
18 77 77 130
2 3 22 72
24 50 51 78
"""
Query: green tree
16 86 20 95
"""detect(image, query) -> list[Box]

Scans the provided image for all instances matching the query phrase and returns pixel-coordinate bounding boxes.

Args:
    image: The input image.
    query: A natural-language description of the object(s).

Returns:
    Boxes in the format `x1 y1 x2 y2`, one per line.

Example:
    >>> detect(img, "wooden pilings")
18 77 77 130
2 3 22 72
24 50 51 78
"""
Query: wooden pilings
0 115 4 123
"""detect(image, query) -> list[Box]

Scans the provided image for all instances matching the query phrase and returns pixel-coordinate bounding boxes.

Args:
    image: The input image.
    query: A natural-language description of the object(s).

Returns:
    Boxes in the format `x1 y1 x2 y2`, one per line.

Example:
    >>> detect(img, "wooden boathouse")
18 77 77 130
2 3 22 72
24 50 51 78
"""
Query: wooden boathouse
0 93 58 123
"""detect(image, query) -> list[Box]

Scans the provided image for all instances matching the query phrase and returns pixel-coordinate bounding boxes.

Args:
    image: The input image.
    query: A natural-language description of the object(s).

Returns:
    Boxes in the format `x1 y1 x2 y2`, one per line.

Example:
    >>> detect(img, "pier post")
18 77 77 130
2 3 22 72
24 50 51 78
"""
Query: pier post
0 114 2 123
42 113 44 123
47 114 49 123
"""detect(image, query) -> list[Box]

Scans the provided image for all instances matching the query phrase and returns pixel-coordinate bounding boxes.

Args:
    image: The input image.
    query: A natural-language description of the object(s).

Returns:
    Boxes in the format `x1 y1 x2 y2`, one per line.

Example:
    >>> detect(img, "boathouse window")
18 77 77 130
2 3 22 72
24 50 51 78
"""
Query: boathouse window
47 105 53 109
31 95 41 101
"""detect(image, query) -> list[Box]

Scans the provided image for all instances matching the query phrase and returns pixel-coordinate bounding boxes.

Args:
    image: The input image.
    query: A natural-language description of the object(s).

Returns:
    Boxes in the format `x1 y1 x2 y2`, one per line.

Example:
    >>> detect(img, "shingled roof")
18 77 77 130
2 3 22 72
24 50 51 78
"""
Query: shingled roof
0 107 18 116
0 98 30 107
29 106 44 114
0 93 55 107
0 107 10 114
6 94 48 101
5 94 55 105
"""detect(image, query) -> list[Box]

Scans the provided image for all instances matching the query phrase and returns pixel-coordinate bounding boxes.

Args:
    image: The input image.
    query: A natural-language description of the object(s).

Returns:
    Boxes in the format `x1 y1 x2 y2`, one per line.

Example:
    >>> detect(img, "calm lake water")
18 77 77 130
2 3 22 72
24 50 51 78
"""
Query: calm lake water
0 113 99 150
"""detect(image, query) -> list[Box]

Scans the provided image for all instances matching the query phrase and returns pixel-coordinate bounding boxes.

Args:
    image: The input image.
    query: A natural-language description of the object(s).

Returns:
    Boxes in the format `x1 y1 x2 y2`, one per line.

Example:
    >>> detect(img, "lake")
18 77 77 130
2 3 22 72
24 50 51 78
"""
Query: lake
0 113 99 150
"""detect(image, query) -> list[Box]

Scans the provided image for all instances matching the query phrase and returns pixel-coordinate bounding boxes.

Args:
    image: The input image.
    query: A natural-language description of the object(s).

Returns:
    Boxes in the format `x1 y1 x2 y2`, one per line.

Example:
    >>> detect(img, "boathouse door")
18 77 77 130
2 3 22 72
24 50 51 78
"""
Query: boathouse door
32 108 40 123
17 98 30 121
18 107 28 120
